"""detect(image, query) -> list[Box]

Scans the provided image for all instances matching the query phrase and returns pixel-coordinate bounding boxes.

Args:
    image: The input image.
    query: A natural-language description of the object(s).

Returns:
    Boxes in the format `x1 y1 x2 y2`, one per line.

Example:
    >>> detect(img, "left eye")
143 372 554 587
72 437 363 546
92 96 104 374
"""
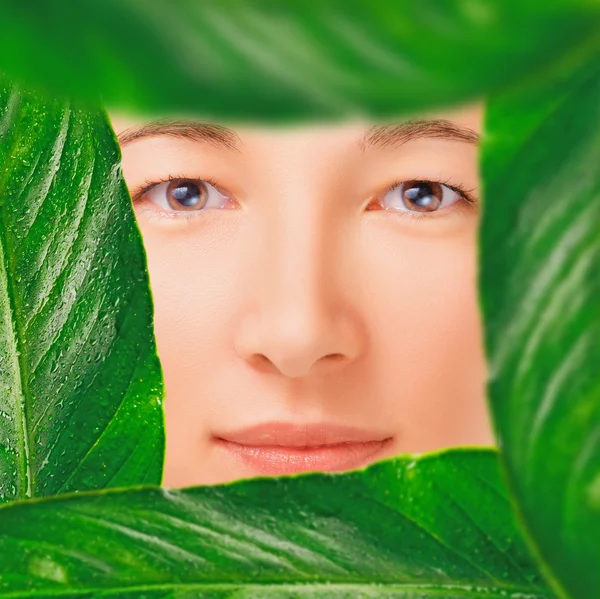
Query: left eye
144 178 230 213
381 180 462 213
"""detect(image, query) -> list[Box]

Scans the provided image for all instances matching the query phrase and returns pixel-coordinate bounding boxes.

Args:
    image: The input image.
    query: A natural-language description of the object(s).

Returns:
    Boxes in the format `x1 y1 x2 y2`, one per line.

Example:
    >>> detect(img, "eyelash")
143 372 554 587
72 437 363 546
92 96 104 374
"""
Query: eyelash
129 173 230 222
384 177 477 204
384 177 477 222
130 173 223 203
128 174 478 220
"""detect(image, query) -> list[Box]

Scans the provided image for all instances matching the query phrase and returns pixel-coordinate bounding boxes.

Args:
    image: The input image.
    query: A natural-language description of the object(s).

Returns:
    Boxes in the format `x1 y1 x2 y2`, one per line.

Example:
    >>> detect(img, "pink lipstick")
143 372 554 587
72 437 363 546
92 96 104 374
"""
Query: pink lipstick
213 422 394 475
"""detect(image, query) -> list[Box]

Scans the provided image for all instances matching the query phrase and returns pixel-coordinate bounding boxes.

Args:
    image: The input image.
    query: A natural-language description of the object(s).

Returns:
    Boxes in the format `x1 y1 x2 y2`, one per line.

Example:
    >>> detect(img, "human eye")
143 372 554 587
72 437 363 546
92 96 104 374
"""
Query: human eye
130 176 235 219
374 179 476 215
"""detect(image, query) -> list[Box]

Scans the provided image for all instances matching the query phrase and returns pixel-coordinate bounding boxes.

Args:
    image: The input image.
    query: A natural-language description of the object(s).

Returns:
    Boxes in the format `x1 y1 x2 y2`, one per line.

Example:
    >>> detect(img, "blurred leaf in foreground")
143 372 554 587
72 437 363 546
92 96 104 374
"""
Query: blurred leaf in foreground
0 1 598 121
480 53 600 599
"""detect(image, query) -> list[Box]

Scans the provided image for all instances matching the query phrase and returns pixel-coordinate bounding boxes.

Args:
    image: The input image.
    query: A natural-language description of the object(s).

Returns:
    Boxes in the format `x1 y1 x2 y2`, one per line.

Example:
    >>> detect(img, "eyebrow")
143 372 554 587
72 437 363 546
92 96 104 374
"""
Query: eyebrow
360 119 479 151
116 119 241 151
116 117 479 152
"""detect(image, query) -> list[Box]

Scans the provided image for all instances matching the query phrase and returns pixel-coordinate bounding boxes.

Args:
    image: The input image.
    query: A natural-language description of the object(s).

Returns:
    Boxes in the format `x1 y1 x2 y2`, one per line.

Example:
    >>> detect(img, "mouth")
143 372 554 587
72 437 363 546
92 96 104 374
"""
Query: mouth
212 422 394 475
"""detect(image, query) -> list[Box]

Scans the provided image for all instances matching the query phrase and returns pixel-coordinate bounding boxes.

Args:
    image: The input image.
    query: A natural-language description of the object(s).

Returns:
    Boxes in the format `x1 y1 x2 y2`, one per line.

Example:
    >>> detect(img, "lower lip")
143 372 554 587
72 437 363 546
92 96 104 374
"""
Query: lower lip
214 438 392 475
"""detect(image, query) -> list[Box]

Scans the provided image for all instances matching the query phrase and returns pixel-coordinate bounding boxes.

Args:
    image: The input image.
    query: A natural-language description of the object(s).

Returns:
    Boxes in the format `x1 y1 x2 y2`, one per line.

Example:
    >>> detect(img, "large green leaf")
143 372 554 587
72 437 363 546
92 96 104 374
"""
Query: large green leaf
0 449 553 598
0 77 165 502
480 55 600 599
0 1 599 121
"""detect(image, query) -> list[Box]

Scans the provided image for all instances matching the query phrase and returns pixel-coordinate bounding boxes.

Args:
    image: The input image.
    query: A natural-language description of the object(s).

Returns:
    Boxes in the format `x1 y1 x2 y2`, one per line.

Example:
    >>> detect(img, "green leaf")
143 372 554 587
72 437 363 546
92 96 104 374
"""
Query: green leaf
0 449 553 598
0 77 165 502
480 55 600 599
0 1 599 121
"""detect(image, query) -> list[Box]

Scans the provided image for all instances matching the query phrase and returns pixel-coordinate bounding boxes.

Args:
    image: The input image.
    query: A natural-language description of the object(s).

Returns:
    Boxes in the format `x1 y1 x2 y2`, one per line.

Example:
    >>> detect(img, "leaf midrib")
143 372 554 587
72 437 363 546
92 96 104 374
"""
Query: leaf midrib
0 581 552 599
0 87 32 501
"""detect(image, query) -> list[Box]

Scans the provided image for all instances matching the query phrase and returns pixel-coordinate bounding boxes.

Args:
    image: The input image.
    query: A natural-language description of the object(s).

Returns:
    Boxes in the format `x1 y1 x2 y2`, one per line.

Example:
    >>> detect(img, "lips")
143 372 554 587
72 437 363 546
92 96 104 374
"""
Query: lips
212 423 394 475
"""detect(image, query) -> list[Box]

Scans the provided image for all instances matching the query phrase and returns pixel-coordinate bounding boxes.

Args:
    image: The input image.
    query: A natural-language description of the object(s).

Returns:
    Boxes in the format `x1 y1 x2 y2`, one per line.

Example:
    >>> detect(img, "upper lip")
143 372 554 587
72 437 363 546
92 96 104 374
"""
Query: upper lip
213 422 393 447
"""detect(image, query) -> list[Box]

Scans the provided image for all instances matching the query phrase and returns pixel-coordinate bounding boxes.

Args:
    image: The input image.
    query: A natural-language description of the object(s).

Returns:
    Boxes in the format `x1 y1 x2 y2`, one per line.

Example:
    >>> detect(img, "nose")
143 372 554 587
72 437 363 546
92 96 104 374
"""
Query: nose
234 207 364 379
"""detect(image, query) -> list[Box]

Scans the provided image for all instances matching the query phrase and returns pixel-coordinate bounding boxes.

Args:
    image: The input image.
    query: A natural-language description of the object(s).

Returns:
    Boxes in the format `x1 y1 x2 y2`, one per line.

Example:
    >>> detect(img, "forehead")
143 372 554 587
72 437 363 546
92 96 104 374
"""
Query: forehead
109 102 483 150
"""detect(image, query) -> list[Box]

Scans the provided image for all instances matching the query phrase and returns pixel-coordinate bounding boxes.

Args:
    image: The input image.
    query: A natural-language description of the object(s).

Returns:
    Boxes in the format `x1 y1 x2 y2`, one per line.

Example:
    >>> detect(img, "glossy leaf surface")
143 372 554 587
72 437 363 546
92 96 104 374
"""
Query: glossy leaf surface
0 78 165 502
0 449 553 598
0 1 598 121
480 55 600 599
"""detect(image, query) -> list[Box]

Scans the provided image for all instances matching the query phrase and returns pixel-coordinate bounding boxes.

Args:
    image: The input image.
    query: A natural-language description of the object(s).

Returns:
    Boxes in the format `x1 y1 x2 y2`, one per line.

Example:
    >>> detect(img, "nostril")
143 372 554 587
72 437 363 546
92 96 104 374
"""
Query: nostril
242 353 277 375
325 353 346 361
248 351 348 378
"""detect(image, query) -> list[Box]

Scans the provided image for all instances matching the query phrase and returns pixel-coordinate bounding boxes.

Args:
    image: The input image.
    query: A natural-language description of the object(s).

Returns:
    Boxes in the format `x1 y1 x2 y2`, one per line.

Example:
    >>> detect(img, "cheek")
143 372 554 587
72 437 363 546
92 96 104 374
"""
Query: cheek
367 219 478 314
137 217 243 379
361 218 483 402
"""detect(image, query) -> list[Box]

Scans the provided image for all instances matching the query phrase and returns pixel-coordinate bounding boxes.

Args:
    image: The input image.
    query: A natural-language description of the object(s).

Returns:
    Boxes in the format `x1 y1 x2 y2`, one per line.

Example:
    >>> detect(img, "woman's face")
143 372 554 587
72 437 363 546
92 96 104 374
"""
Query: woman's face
110 103 493 487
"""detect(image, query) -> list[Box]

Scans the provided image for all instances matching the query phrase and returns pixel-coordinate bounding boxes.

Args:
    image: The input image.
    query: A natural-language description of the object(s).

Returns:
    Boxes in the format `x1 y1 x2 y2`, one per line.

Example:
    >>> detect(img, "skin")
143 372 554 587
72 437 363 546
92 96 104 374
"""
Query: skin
110 102 494 487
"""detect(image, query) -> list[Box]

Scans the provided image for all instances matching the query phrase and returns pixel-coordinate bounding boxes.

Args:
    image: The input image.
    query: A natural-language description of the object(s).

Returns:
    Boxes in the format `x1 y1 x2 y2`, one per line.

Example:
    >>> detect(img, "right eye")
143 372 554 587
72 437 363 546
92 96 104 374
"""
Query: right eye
143 178 232 213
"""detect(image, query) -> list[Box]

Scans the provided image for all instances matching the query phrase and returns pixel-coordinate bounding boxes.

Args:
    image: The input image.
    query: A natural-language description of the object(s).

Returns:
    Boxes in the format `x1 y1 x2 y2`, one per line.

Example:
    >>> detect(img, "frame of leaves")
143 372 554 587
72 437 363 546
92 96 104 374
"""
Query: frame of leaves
0 2 598 598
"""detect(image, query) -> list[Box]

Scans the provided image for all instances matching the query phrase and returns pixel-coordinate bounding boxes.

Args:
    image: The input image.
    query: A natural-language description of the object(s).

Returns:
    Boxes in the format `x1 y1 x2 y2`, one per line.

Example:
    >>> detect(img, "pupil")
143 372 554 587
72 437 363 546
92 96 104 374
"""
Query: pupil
172 182 201 207
405 183 435 207
403 181 442 212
